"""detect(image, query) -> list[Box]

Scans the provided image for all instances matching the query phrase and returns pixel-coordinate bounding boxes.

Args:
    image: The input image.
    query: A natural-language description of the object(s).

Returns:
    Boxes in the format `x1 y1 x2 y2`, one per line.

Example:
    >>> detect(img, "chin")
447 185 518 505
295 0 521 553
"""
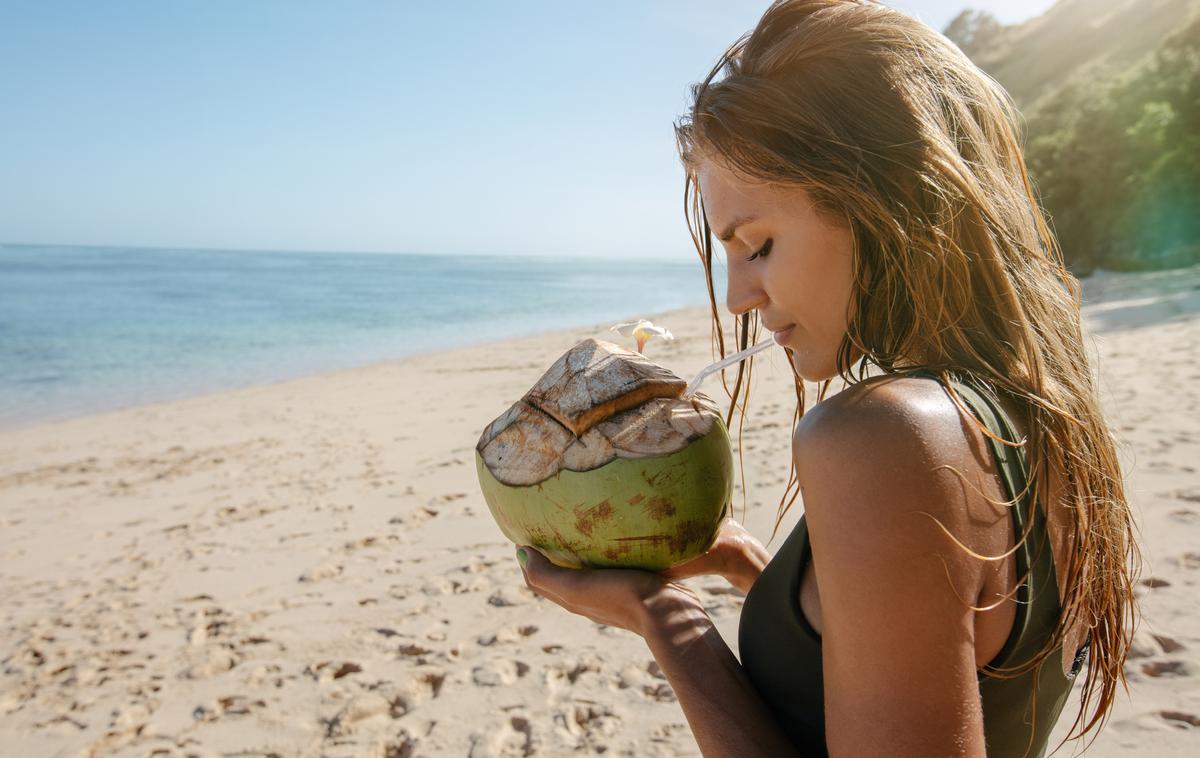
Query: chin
788 349 840 383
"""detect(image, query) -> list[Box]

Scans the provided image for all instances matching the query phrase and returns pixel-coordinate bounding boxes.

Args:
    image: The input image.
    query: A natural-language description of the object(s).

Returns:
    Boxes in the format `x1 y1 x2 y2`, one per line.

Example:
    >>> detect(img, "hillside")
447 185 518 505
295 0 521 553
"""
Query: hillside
948 0 1200 110
944 0 1200 270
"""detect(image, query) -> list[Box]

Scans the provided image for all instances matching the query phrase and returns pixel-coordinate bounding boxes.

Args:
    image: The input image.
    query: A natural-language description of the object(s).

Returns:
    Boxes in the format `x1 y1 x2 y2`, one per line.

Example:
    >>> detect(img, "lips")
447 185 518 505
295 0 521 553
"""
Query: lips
772 324 795 345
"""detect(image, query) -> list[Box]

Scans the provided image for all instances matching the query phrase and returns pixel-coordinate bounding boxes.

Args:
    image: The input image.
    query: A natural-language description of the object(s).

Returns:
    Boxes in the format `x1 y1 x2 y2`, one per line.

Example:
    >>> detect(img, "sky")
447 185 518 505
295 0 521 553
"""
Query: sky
0 0 1059 261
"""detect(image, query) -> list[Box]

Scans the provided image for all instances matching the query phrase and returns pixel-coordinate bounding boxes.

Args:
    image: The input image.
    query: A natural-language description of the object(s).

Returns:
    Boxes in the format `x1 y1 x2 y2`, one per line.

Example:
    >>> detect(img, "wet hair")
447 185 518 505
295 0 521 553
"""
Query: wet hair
675 0 1138 745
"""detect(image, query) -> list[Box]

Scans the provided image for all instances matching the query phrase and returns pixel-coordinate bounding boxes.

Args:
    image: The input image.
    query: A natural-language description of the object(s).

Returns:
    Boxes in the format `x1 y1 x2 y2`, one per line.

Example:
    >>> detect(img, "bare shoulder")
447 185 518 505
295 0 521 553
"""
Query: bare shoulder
793 374 986 491
792 373 1003 571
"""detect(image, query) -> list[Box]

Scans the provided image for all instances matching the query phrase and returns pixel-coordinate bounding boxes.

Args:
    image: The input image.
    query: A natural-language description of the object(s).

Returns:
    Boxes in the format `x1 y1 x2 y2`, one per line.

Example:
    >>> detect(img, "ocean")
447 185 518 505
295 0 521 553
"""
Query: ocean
0 244 722 428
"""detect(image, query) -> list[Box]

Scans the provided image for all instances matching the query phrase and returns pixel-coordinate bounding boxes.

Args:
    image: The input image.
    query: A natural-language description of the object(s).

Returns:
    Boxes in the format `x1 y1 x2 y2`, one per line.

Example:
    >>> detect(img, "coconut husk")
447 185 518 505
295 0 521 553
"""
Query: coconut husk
477 339 720 486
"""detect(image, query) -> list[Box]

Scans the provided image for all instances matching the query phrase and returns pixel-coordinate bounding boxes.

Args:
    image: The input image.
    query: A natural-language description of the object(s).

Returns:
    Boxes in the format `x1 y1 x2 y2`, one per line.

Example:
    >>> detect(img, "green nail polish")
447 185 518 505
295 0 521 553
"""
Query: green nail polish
516 548 528 567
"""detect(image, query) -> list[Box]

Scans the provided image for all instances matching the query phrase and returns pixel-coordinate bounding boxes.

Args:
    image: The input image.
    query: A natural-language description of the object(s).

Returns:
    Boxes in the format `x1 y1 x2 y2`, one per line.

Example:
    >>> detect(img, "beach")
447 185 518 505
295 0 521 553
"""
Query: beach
1 266 1198 757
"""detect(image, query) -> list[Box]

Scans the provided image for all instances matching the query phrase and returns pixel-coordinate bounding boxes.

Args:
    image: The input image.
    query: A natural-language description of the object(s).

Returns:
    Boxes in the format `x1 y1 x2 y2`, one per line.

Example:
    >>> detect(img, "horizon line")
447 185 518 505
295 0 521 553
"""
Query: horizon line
0 240 695 265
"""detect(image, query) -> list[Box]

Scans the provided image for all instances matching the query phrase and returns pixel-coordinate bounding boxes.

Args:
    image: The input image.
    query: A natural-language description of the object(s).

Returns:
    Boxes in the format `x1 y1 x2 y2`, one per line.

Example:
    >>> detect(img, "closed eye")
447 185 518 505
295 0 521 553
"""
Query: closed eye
747 238 773 262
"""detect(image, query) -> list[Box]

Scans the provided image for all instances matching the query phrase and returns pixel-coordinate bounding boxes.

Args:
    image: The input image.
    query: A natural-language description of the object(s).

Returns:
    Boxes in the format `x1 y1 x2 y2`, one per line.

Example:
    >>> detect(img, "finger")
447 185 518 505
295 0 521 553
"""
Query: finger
515 546 542 591
658 550 720 582
516 548 580 608
519 548 616 612
518 546 586 594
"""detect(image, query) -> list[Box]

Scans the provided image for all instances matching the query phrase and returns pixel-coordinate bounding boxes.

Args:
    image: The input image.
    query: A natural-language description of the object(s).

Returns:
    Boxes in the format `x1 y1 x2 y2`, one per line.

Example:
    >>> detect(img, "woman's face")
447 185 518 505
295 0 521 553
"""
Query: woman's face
698 158 856 382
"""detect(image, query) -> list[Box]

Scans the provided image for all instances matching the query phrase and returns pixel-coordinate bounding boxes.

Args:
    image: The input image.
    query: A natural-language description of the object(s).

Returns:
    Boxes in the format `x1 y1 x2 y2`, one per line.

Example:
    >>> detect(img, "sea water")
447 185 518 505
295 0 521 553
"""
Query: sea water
0 244 723 428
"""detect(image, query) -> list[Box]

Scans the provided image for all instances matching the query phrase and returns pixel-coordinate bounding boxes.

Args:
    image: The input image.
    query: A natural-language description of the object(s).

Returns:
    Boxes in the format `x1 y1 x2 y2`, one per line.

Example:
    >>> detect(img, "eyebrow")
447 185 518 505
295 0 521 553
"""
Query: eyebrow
715 214 759 242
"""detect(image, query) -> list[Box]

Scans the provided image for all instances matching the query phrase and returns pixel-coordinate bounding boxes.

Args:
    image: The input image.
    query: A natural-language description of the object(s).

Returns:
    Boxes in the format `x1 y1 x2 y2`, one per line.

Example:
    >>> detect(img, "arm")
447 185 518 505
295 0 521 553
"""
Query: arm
641 588 803 757
517 550 801 757
794 380 992 757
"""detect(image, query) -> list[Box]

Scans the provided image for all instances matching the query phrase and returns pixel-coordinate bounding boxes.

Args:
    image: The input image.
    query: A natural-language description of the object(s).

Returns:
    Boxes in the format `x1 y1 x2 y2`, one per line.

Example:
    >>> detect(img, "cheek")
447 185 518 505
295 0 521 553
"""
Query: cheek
809 244 855 335
791 238 855 378
833 253 856 330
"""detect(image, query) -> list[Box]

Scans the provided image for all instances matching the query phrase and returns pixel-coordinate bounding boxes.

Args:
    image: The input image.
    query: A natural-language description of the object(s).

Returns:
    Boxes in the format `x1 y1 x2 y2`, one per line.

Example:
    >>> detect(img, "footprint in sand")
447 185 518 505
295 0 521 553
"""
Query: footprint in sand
476 625 539 647
178 638 240 681
305 660 363 682
343 534 402 553
614 659 675 702
1168 508 1199 524
1128 630 1163 660
641 681 677 702
402 639 467 664
1159 711 1200 728
423 625 449 642
193 694 266 722
379 729 421 757
650 721 692 744
543 655 604 697
186 605 232 645
554 701 622 746
323 692 396 738
457 556 503 575
1151 634 1186 653
394 641 436 661
472 659 531 686
1173 551 1200 570
299 560 344 583
486 586 535 607
31 713 88 735
245 662 287 689
469 715 536 758
1141 660 1195 678
386 670 448 716
389 505 440 527
419 576 478 596
1172 488 1200 504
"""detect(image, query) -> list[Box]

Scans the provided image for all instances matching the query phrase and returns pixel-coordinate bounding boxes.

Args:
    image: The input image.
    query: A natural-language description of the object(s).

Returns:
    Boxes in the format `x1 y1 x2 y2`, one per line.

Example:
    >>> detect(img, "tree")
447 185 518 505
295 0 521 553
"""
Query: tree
943 10 1003 58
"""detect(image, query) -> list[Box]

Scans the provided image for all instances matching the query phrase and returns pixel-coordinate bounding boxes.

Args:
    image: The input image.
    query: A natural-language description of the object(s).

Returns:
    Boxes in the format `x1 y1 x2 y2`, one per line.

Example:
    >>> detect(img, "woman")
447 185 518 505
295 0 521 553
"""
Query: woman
515 1 1139 755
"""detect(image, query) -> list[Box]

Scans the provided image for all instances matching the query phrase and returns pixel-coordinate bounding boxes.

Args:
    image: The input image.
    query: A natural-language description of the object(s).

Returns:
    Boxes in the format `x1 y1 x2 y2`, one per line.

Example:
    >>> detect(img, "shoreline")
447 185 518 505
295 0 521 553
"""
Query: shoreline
0 303 717 436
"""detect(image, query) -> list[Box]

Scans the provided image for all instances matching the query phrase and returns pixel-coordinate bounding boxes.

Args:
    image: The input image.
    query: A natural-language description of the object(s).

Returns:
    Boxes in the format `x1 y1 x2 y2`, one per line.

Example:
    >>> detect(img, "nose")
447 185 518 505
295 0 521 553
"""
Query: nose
725 259 767 320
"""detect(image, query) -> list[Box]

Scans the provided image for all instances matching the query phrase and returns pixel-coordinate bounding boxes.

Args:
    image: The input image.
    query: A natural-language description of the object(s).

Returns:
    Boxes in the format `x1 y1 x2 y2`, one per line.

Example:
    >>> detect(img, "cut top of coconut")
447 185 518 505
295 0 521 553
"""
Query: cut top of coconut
476 338 724 486
522 338 686 437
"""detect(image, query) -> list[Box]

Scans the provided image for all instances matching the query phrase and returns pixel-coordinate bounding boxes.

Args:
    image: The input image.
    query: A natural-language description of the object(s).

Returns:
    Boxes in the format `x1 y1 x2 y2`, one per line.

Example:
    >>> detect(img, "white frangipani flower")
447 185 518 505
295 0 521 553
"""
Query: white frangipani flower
610 319 674 354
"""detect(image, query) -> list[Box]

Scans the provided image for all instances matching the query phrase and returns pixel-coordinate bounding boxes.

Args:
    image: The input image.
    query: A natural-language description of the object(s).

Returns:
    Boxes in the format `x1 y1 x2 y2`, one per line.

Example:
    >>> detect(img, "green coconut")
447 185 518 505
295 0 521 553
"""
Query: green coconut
475 338 733 570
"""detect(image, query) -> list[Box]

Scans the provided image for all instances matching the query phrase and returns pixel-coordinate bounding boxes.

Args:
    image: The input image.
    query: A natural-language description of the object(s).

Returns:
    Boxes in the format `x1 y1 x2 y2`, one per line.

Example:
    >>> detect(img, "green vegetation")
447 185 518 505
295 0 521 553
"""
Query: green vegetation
945 0 1200 271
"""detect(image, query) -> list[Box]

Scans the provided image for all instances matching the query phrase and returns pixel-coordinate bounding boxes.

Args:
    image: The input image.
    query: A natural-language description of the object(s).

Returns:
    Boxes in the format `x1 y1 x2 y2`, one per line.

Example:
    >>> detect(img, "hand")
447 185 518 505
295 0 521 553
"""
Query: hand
517 546 702 639
658 517 769 594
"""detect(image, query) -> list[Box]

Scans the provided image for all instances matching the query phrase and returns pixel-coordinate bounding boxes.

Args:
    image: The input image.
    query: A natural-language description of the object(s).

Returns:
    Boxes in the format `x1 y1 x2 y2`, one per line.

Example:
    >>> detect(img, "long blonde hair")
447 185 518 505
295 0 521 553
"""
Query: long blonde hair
674 0 1139 744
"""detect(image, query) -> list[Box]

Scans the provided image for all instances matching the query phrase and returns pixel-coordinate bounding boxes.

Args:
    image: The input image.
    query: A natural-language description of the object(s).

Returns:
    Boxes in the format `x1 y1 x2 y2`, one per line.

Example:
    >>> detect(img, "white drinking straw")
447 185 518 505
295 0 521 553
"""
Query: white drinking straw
682 338 776 397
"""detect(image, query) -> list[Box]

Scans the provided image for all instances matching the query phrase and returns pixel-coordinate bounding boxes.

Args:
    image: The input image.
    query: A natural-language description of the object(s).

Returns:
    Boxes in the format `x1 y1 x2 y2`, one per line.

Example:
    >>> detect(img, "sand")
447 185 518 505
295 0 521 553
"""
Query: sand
1 266 1198 757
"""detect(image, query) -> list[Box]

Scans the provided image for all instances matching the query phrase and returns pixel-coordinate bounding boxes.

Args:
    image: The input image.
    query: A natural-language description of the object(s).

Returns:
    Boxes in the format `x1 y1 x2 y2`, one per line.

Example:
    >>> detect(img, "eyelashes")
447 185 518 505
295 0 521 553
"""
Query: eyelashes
747 238 773 262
